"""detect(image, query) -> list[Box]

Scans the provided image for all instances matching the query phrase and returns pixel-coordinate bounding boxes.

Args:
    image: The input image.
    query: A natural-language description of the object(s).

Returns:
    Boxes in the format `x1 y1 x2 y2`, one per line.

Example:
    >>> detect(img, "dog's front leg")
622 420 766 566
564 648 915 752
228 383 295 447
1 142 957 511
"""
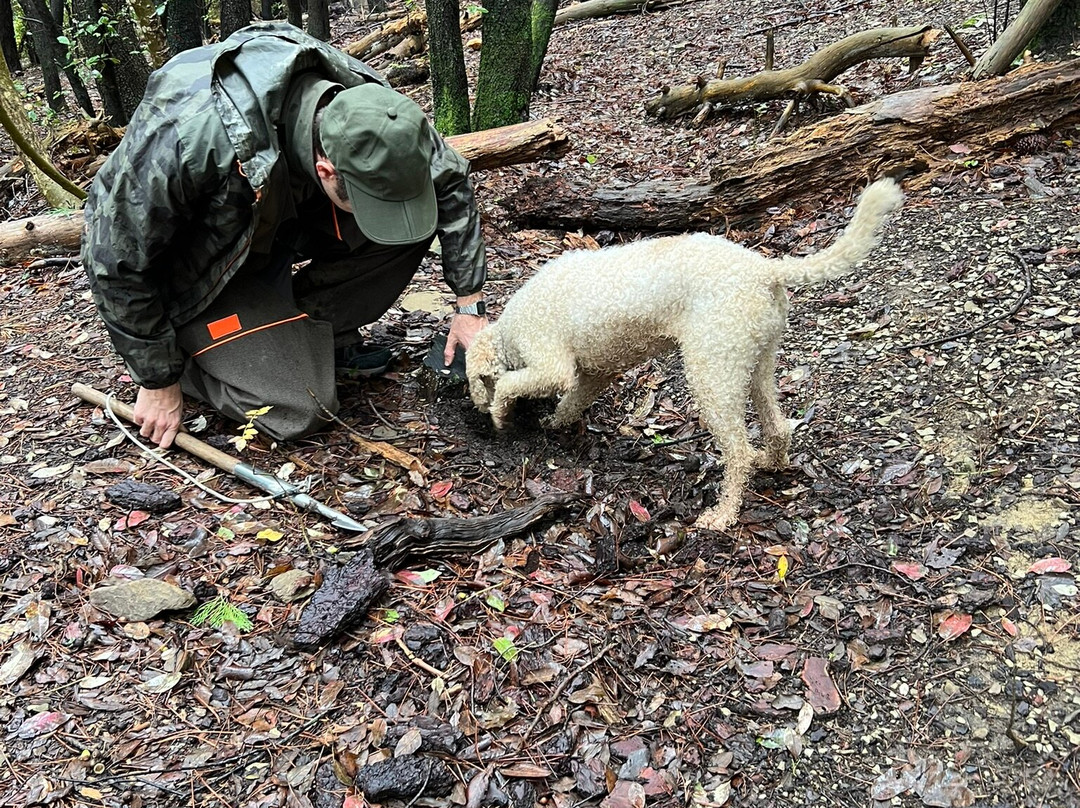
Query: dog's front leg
490 366 574 430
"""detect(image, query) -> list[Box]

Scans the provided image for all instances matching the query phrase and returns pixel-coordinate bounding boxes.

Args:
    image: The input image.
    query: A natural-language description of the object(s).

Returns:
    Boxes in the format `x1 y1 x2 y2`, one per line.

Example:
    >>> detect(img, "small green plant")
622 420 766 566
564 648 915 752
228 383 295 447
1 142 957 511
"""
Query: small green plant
465 3 487 13
229 405 272 452
191 596 254 632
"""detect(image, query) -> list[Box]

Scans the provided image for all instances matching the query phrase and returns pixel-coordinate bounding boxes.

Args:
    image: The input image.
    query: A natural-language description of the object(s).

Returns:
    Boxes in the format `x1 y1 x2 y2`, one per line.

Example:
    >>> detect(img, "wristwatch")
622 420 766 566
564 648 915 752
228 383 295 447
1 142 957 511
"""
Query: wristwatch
454 300 487 316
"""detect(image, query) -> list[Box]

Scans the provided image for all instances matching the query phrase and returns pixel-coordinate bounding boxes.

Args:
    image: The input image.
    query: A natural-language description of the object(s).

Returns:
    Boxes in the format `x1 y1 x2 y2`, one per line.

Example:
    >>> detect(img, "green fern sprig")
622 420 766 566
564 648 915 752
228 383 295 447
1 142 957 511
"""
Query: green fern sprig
190 596 254 632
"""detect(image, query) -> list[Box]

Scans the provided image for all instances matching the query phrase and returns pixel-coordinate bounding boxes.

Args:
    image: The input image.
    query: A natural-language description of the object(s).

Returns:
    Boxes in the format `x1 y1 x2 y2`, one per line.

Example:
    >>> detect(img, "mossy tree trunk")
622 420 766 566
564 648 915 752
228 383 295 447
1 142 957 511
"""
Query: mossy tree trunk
166 0 204 55
103 0 152 118
425 0 471 134
0 0 20 73
473 0 534 130
128 0 170 67
529 0 557 92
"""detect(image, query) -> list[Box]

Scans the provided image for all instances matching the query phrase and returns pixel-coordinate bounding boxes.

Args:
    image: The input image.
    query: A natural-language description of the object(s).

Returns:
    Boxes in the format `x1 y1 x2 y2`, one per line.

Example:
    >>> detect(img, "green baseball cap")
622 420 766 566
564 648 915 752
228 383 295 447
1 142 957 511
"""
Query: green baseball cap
320 83 438 246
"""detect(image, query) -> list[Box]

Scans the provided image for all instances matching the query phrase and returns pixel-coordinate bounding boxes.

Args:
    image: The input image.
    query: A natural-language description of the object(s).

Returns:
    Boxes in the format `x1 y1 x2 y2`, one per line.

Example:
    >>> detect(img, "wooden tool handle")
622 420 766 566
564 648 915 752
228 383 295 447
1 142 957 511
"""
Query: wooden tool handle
71 382 240 475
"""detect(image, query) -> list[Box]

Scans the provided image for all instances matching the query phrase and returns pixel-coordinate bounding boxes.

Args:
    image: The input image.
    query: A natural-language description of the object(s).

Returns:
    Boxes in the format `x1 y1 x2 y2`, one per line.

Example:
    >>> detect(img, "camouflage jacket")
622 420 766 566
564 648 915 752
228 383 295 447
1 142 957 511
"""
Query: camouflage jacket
81 22 486 389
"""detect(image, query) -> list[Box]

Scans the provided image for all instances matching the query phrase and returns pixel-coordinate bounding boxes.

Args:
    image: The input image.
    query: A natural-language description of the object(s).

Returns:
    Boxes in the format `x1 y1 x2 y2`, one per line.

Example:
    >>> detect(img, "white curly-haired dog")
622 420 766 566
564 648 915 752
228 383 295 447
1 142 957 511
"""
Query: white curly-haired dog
467 179 903 531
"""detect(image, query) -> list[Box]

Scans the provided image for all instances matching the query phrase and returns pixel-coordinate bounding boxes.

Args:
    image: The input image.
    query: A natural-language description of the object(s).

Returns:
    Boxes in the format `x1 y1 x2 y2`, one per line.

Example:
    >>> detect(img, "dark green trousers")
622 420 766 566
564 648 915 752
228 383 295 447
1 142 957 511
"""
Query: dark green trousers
176 235 434 441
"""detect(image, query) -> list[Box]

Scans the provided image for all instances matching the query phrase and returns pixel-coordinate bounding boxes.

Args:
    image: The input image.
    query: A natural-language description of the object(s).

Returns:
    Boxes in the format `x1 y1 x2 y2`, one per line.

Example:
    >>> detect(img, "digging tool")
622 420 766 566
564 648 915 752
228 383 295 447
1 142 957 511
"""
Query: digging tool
71 382 368 532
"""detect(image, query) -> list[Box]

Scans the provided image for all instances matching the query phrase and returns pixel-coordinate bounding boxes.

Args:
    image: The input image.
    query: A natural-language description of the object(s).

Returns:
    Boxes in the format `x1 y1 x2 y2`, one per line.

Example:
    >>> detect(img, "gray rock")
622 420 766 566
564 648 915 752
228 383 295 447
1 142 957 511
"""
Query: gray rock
89 578 195 621
269 569 316 603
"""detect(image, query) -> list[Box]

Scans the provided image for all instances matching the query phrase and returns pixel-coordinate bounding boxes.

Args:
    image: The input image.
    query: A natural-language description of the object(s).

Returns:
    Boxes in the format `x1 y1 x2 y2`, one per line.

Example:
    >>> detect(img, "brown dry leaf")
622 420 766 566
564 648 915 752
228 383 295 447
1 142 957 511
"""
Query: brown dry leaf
801 657 841 713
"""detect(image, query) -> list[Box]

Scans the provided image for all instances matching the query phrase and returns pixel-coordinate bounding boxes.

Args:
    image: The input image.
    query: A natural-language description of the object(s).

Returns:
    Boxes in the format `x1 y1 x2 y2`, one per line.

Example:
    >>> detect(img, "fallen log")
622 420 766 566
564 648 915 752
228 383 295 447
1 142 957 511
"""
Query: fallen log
554 0 696 26
503 58 1080 231
0 120 570 265
645 26 940 120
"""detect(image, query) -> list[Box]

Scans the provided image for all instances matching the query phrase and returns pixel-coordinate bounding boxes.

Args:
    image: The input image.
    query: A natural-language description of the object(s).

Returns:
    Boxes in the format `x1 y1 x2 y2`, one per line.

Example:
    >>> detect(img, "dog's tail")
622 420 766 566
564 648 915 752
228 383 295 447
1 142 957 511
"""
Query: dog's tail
772 178 903 287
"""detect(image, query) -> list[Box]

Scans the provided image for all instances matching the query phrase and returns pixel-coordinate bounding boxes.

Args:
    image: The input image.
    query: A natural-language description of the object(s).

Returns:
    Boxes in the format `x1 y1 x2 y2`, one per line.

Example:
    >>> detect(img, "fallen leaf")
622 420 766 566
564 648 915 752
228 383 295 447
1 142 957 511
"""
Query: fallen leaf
1001 617 1019 637
17 711 69 739
892 561 929 580
949 142 972 154
938 612 973 641
430 480 453 499
1029 557 1072 574
628 500 650 522
801 657 841 713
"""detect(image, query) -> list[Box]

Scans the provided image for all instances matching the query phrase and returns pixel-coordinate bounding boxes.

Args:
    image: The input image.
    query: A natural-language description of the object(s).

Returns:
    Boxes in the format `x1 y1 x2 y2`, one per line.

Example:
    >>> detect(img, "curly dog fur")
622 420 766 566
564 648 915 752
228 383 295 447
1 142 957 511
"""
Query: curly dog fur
467 179 903 531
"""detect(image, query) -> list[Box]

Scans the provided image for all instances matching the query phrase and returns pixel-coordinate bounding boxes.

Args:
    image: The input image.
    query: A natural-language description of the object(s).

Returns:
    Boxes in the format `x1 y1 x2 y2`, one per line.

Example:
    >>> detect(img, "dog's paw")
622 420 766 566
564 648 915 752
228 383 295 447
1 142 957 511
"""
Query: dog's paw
693 507 737 533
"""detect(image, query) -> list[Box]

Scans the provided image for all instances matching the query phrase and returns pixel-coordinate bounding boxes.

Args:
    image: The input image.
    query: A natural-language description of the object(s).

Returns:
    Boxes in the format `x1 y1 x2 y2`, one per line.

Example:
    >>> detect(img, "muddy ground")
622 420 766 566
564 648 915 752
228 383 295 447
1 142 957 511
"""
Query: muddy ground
1 1 1079 807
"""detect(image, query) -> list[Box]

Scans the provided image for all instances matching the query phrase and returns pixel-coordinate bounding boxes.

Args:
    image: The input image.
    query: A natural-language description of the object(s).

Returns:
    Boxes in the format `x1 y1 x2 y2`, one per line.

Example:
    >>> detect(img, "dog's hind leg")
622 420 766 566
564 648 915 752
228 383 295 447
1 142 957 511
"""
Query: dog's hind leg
548 372 617 427
682 344 759 531
750 332 791 471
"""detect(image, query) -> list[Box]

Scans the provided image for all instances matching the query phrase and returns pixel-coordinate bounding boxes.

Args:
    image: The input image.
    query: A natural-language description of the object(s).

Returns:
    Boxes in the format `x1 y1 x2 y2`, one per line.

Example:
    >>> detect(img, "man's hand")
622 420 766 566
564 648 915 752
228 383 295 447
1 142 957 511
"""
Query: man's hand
134 383 184 449
445 292 487 365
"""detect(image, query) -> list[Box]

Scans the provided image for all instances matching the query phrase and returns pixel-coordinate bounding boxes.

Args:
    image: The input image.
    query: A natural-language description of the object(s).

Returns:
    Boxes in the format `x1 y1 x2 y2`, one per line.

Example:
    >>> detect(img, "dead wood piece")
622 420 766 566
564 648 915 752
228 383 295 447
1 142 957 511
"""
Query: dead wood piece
645 26 940 119
355 756 454 802
0 211 84 263
506 59 1080 231
451 118 570 172
362 491 580 569
344 10 482 62
0 122 568 266
292 547 389 650
105 480 183 514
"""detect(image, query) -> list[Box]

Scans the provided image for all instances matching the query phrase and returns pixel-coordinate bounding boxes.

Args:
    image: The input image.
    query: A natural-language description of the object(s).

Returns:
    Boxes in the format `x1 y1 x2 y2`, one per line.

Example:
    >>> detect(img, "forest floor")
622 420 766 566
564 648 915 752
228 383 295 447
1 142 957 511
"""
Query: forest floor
2 1 1080 807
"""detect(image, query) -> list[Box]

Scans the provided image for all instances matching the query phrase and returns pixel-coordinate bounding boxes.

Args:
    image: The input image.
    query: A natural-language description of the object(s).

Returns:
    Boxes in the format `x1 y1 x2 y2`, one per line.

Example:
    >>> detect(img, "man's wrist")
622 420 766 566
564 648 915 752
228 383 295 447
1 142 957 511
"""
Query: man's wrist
453 292 486 316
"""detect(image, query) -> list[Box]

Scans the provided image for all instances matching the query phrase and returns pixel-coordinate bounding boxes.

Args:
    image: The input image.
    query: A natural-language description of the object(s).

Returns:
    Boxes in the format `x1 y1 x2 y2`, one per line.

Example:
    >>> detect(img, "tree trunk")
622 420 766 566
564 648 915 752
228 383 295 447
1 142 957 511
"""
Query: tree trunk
1041 0 1080 50
285 0 303 28
973 0 1068 78
220 0 252 40
20 0 67 112
306 0 331 41
128 0 169 67
502 59 1080 231
424 0 471 134
0 119 569 263
473 0 534 130
102 0 152 120
260 0 272 19
23 0 96 115
166 0 203 55
71 0 151 124
0 0 21 73
529 0 558 92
